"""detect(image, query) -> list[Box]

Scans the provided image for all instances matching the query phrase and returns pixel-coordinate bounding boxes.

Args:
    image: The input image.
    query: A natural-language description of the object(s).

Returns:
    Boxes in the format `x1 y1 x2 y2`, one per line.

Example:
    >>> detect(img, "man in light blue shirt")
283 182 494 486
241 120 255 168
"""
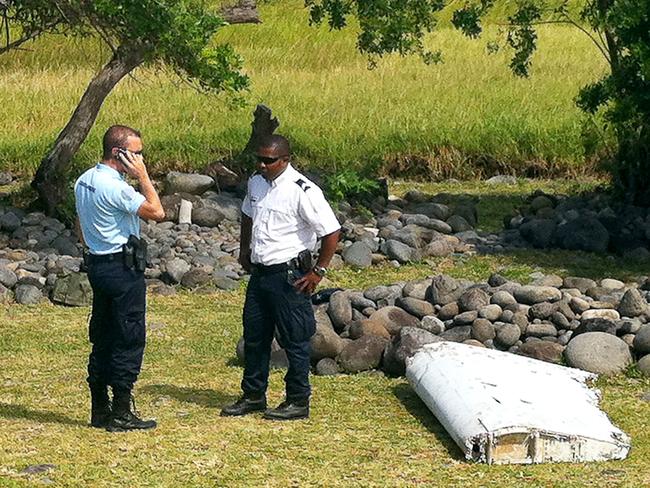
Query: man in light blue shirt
74 125 164 432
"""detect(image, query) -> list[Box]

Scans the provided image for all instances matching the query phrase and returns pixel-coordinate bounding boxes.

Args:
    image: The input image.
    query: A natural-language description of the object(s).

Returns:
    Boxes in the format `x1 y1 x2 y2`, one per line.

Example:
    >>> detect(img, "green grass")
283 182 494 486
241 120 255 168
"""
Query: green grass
0 1 608 179
1 257 649 487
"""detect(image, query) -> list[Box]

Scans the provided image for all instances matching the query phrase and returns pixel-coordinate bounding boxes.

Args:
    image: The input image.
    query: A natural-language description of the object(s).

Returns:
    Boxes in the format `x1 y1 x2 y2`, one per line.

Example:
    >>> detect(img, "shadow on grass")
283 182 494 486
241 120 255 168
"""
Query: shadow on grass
0 402 85 427
140 384 237 409
392 383 464 461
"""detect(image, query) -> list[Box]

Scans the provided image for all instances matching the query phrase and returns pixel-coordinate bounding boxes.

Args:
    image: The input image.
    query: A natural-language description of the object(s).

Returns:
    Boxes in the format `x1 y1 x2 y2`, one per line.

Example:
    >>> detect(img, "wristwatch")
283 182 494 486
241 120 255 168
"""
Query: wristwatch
312 265 328 277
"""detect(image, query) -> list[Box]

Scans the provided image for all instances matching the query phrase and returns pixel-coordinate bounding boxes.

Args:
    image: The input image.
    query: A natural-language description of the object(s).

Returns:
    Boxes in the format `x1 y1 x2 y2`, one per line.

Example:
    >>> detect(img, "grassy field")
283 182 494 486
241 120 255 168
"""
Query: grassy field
0 1 608 179
1 254 649 487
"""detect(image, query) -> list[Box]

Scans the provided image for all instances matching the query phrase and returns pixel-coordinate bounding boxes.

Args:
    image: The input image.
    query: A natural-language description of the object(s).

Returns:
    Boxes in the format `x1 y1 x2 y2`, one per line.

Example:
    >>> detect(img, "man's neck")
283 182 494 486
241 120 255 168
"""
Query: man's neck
101 159 123 173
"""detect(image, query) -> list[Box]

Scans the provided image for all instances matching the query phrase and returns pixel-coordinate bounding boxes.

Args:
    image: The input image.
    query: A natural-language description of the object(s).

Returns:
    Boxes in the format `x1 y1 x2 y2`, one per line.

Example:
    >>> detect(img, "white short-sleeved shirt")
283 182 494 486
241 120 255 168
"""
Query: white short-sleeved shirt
241 164 340 266
74 164 146 255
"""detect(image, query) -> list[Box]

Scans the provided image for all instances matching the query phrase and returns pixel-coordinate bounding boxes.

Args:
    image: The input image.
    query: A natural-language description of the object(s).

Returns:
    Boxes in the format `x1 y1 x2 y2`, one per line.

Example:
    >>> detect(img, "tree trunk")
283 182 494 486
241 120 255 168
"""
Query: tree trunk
243 104 280 155
31 47 145 216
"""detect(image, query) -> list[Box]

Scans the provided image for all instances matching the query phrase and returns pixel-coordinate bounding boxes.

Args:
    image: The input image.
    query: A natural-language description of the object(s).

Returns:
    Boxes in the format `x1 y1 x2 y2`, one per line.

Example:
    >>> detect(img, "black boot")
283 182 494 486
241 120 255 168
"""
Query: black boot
220 393 267 417
90 383 111 428
263 398 309 421
106 388 157 432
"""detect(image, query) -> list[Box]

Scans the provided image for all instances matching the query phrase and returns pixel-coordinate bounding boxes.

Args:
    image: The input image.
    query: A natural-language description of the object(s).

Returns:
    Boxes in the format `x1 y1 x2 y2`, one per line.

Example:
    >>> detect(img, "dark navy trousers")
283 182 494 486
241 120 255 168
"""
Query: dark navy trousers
86 258 146 392
242 269 316 401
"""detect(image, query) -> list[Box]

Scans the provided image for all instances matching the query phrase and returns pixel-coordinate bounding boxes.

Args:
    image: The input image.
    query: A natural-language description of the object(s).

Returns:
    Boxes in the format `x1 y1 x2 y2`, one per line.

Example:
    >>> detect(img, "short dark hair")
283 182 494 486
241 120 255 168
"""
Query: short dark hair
102 125 141 160
257 134 290 157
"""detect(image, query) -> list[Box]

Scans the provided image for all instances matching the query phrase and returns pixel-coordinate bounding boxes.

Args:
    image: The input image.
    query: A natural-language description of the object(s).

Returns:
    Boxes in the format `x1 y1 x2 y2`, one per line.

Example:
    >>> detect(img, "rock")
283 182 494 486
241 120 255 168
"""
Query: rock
430 274 464 305
147 279 177 296
472 318 496 342
342 242 373 268
311 323 347 361
479 304 502 321
563 277 597 293
180 268 212 288
14 284 43 305
0 265 17 288
348 319 391 340
402 279 430 300
529 302 557 320
50 272 92 307
0 212 21 232
202 162 241 189
485 175 517 185
569 296 591 314
419 315 445 335
463 339 485 348
530 195 554 211
165 172 214 195
573 317 617 338
555 217 609 253
525 322 558 338
633 325 650 355
192 207 225 227
446 215 472 233
315 358 340 376
531 274 564 288
518 341 565 364
382 239 416 263
438 302 460 320
348 292 377 311
581 309 620 321
236 337 287 369
337 335 388 373
51 236 81 257
382 327 442 376
364 284 401 302
440 325 472 343
514 286 562 305
519 219 556 248
424 239 454 257
164 258 191 284
395 296 435 318
618 318 643 335
368 306 420 335
550 311 571 329
458 288 489 312
490 290 517 308
454 311 478 325
512 312 529 333
564 332 632 375
213 275 239 291
327 291 353 331
637 355 650 377
495 323 521 347
618 288 648 317
600 278 624 290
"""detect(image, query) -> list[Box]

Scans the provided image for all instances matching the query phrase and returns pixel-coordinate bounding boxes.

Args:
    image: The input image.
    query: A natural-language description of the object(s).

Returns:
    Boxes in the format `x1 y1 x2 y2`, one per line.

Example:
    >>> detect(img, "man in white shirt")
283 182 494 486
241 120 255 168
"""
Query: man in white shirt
221 135 341 420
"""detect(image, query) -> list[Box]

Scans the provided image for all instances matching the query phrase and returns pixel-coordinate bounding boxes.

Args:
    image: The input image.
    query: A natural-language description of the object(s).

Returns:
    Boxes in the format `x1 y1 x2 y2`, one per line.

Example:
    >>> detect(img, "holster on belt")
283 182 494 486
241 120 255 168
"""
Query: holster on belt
297 249 313 273
123 235 148 271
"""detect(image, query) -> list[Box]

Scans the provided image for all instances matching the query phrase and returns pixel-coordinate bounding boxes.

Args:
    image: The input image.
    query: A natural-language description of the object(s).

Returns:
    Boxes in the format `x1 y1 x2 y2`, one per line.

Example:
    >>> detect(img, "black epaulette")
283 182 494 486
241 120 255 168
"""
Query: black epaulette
294 178 311 192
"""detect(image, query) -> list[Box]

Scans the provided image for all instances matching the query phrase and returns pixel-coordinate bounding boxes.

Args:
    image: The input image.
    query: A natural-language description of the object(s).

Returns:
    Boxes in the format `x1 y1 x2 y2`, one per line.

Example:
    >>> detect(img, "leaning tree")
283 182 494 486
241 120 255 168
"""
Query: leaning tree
1 0 649 213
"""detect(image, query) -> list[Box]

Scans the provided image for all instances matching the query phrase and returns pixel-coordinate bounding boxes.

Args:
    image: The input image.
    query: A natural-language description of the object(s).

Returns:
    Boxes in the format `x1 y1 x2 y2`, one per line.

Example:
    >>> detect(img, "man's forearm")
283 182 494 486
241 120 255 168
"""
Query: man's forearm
138 174 162 209
240 214 253 257
316 230 340 268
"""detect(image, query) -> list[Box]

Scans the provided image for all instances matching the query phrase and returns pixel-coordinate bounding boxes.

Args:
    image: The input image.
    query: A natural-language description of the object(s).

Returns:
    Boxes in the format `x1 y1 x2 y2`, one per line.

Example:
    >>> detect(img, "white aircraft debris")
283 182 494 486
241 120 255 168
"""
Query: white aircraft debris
405 341 631 464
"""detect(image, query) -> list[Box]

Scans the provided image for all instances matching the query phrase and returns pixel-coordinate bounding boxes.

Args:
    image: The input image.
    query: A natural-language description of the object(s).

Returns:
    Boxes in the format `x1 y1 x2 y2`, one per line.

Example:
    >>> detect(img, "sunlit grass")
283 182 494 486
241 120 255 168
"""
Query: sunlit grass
0 1 608 179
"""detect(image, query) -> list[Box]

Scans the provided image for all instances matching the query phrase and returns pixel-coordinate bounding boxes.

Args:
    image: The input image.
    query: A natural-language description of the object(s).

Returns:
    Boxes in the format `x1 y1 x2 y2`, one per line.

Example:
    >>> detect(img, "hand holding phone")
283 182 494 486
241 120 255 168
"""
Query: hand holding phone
116 148 134 170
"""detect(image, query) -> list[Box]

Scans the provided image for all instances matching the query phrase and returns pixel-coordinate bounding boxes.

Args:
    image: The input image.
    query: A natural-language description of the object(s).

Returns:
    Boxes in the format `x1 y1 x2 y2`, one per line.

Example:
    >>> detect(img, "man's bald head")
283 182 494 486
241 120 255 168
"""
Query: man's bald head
102 125 141 160
257 134 290 158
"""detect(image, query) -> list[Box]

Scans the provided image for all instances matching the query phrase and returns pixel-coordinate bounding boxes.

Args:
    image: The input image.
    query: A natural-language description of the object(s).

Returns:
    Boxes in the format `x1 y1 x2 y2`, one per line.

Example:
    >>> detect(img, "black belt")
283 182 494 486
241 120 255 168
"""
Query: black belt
251 257 300 275
87 251 123 264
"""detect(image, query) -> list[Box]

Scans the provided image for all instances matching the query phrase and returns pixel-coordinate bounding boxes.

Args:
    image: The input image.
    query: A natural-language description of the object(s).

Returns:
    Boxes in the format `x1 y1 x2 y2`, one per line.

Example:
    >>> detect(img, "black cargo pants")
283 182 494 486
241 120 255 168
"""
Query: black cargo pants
86 254 146 392
241 268 316 401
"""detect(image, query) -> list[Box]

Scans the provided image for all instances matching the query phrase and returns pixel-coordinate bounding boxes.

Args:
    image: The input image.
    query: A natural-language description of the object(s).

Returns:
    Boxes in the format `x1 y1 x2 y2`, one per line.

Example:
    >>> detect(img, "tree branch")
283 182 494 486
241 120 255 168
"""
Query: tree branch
0 27 47 55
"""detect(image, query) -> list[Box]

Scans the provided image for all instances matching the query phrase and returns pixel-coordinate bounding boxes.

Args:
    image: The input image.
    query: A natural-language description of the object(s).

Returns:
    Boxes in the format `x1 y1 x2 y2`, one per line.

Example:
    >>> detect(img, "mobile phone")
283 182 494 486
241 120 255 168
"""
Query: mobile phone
116 148 132 168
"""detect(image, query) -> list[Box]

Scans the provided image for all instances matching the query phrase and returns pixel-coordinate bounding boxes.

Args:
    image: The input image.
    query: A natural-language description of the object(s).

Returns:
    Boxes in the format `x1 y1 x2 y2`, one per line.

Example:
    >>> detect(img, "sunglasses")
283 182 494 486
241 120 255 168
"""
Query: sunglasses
256 155 287 165
115 148 143 156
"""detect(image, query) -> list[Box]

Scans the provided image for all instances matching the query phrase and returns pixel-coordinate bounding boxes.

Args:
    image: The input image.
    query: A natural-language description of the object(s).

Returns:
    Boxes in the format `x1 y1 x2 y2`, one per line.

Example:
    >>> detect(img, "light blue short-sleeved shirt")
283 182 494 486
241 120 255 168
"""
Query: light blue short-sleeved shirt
74 163 146 255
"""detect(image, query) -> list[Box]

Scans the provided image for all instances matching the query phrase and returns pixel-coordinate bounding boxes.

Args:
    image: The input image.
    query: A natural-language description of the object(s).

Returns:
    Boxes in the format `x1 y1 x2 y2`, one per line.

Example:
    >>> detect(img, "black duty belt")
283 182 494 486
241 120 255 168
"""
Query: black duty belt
251 257 300 275
87 251 123 264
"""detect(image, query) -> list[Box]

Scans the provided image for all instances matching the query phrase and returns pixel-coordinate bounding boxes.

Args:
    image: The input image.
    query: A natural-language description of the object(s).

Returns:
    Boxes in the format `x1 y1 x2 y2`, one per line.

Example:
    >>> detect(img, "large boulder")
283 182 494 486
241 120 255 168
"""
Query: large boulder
519 219 557 249
337 335 388 373
163 258 191 284
633 325 650 355
394 297 435 318
458 288 489 312
518 341 565 364
327 291 353 331
382 239 417 263
165 172 214 195
14 284 43 305
564 332 632 375
192 207 225 227
617 288 648 317
430 274 465 306
348 319 391 340
50 272 92 307
514 286 562 305
342 242 373 268
367 306 420 335
311 323 347 361
382 327 442 376
555 217 609 253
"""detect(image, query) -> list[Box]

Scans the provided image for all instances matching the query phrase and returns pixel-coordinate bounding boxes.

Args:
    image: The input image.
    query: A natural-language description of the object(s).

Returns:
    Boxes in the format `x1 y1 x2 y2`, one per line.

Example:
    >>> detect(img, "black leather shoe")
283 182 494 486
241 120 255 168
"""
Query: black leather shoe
221 395 267 417
106 390 156 432
263 399 309 421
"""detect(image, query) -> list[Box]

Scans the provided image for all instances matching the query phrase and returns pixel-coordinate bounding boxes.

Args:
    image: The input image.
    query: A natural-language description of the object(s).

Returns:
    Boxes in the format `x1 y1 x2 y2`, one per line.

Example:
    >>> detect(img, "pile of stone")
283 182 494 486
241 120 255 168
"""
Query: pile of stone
503 190 650 260
336 189 504 267
237 272 650 378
